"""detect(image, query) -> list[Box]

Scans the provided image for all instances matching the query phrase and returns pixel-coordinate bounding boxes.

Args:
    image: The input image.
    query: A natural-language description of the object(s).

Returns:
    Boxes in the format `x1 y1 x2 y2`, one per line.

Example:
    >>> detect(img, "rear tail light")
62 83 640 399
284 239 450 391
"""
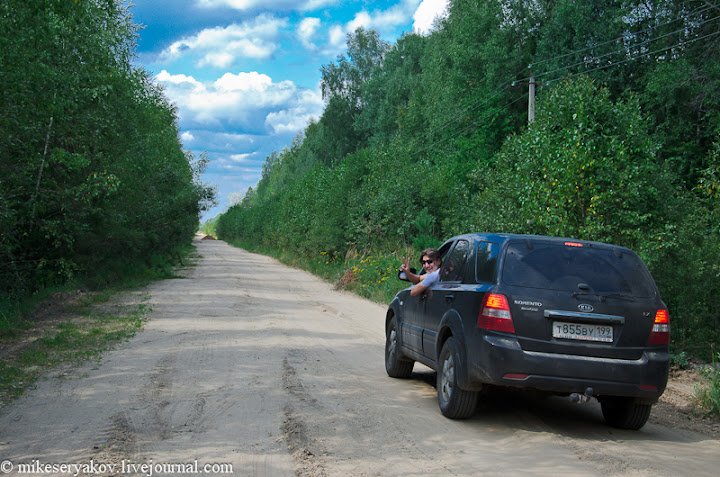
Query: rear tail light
647 309 670 345
478 293 515 333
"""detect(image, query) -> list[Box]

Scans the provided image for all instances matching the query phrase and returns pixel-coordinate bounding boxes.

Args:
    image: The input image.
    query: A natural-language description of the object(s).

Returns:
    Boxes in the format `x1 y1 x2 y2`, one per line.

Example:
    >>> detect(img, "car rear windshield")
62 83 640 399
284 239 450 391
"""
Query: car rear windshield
502 241 656 297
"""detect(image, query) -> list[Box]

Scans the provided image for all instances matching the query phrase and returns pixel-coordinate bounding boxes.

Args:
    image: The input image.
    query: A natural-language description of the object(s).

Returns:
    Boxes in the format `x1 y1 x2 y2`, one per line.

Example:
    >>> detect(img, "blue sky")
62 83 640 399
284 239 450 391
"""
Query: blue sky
128 0 449 220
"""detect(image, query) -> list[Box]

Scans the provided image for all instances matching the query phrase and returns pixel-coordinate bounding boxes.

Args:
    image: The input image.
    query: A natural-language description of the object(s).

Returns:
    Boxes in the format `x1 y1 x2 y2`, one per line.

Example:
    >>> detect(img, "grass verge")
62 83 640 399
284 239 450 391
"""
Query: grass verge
0 244 199 405
0 293 150 405
695 352 720 417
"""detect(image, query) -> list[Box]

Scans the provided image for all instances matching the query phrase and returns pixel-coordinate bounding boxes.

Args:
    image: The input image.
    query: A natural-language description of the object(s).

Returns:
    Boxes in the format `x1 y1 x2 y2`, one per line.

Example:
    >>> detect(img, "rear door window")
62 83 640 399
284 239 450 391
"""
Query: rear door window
502 242 656 297
440 240 470 282
476 242 499 283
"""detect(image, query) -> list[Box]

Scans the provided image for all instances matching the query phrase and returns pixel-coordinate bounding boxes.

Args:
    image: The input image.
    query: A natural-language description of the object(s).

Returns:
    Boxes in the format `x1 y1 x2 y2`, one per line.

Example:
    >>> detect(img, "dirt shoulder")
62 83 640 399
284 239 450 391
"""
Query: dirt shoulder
651 367 720 436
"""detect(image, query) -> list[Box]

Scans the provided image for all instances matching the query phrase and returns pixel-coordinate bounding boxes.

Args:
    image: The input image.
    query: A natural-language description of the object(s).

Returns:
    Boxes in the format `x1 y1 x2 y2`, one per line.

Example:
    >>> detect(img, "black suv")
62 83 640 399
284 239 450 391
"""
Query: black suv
385 233 670 430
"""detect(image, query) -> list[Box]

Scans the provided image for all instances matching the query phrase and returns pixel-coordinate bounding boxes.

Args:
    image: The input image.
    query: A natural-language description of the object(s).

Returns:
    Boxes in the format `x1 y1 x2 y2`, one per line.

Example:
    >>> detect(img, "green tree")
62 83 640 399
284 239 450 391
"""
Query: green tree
355 33 428 144
473 76 669 251
637 0 720 186
318 28 391 164
416 0 528 161
0 0 214 299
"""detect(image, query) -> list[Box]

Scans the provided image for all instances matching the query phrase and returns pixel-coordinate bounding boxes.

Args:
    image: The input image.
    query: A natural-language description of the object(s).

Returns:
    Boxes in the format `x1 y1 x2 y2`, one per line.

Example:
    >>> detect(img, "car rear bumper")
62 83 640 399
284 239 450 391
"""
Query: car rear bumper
466 334 670 403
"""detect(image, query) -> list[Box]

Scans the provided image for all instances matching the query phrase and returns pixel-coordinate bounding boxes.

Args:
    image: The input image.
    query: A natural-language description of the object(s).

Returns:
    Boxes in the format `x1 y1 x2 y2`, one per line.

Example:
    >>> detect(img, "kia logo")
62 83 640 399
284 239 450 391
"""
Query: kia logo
578 304 594 312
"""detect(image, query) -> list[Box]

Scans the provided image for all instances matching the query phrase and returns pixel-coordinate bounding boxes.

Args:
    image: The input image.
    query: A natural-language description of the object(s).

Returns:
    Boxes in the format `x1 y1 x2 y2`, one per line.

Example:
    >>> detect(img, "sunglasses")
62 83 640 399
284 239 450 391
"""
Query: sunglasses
421 259 436 265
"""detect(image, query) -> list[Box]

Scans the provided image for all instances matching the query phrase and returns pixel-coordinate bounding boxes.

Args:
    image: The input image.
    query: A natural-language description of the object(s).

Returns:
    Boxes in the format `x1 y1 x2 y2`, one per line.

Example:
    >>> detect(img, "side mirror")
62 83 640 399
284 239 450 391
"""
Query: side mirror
398 267 418 281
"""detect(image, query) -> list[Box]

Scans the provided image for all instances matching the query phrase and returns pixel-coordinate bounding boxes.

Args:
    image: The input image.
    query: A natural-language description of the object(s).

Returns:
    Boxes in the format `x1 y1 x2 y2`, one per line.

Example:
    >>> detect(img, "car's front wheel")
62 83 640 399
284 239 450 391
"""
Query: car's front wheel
385 316 413 378
600 396 652 430
437 338 478 419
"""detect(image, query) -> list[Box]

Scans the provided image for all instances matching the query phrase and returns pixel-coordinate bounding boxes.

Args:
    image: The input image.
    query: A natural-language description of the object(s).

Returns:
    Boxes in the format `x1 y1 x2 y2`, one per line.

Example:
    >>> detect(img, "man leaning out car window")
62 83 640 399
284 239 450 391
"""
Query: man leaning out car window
400 248 442 297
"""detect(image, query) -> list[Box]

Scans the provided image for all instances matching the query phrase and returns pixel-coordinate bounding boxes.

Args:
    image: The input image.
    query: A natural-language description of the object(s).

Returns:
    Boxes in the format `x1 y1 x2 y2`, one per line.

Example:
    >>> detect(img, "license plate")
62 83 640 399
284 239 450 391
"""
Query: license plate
553 321 613 342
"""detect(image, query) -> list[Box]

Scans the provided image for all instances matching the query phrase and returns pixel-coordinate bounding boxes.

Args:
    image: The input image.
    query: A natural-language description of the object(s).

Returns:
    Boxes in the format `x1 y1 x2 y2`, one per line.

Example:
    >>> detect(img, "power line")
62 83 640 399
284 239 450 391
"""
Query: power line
405 23 719 159
530 4 716 69
379 6 720 160
543 29 720 85
531 13 720 83
406 82 513 153
409 90 527 159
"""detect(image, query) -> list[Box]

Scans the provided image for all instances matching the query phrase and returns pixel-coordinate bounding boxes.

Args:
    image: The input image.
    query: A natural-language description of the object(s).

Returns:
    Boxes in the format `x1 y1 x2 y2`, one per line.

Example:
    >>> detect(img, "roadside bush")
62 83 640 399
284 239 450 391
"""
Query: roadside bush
644 138 720 355
647 207 720 355
671 351 691 370
695 353 720 416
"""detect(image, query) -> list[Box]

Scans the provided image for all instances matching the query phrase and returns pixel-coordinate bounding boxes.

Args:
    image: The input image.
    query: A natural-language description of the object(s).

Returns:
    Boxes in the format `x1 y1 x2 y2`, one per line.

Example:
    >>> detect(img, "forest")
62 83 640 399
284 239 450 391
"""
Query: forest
215 0 720 354
0 0 215 328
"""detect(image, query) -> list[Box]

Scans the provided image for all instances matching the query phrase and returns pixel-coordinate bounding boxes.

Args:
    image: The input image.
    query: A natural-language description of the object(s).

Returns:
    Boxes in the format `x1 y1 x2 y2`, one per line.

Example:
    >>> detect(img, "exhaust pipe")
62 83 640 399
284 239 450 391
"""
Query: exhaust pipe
570 387 594 404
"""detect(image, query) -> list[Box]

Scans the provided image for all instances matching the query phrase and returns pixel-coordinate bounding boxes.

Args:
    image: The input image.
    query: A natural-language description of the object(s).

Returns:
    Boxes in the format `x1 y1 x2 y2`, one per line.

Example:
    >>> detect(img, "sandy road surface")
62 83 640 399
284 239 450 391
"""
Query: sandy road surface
1 238 719 477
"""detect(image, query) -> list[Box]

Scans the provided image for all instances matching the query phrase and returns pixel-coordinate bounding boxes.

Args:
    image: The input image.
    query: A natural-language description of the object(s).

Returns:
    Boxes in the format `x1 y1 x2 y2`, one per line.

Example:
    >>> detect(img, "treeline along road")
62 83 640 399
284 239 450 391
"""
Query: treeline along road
1 238 719 476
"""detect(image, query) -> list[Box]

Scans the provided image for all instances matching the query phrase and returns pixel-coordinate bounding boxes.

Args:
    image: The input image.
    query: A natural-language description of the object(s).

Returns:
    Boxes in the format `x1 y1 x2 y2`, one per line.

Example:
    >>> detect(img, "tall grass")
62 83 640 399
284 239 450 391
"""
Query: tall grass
695 352 720 416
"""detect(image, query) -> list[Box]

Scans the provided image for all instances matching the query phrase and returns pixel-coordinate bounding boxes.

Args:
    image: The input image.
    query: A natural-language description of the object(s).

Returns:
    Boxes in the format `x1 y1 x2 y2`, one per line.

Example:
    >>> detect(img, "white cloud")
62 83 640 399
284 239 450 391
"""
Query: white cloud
196 0 337 11
216 152 261 171
200 52 235 69
215 71 273 91
228 153 257 163
265 109 310 134
347 11 372 32
367 0 421 31
327 25 346 52
266 88 323 134
156 71 203 87
156 70 321 135
347 0 423 33
181 131 196 143
413 0 449 35
159 14 287 67
298 17 321 50
322 1 422 54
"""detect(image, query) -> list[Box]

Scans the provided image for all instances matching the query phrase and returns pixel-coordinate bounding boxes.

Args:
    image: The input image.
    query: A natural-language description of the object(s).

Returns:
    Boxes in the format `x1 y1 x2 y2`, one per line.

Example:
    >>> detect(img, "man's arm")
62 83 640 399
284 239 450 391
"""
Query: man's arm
403 269 424 285
410 270 438 297
410 282 428 297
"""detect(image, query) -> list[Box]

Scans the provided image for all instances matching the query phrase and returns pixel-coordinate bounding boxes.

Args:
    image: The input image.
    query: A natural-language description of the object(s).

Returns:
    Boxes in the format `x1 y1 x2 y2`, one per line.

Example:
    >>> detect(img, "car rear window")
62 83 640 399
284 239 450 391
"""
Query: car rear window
502 241 656 297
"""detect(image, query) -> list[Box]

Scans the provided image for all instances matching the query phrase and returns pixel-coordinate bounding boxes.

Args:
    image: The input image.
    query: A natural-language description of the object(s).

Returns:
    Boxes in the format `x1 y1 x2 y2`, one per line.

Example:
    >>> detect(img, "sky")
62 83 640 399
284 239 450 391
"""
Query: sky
127 0 450 220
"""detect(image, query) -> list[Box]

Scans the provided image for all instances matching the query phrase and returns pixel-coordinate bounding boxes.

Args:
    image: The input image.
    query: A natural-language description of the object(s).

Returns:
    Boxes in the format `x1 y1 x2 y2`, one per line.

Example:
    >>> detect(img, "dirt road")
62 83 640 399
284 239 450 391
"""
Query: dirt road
1 239 719 477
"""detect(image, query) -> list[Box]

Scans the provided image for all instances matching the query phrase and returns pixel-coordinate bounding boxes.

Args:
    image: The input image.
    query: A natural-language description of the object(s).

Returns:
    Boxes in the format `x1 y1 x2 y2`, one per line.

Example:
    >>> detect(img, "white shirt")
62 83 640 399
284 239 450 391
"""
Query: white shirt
420 269 440 288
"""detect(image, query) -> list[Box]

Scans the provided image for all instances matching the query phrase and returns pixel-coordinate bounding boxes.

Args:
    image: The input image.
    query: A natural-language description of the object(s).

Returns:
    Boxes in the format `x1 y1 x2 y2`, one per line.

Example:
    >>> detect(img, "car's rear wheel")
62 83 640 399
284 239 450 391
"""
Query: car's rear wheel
437 338 478 419
600 396 652 430
385 316 413 378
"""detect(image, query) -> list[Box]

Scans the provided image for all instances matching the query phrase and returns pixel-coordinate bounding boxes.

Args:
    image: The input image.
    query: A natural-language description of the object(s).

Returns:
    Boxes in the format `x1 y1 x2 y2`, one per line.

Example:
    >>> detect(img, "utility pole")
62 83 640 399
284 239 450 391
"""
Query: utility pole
516 66 540 124
528 69 536 124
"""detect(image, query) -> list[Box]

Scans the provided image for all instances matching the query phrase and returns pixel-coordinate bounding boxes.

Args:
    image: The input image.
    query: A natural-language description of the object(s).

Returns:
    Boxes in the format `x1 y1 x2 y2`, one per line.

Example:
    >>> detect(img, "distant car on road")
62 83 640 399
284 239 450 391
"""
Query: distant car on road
385 233 670 429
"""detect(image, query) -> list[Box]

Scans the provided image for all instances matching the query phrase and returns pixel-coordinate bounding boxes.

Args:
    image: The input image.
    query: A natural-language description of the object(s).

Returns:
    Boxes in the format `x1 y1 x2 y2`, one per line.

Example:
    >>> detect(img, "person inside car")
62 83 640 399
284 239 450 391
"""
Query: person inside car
400 248 442 297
